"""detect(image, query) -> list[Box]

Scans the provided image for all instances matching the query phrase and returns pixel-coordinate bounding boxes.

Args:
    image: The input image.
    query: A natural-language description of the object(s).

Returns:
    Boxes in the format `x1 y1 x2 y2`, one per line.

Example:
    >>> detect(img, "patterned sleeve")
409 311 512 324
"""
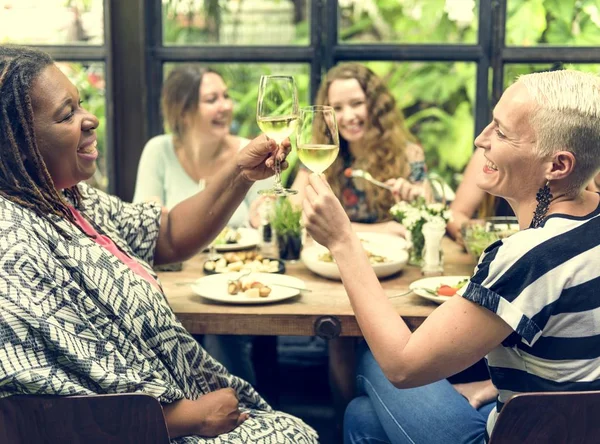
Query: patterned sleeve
0 238 174 401
405 143 427 183
80 184 162 265
457 232 564 346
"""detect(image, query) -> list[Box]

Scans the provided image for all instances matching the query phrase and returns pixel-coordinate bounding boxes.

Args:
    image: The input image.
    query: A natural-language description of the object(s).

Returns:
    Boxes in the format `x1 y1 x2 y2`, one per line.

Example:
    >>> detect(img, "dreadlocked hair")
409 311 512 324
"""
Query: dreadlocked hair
0 45 83 235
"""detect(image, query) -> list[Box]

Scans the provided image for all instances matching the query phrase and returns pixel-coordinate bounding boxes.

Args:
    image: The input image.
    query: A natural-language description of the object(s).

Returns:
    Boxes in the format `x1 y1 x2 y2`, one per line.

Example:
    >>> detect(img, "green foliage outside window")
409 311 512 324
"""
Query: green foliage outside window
505 0 600 87
161 0 600 189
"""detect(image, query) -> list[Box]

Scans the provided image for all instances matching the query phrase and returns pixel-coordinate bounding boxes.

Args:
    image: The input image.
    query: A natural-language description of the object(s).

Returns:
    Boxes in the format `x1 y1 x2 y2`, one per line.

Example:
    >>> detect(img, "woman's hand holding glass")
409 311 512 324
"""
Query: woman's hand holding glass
302 173 353 251
256 75 299 196
296 105 339 174
236 135 290 182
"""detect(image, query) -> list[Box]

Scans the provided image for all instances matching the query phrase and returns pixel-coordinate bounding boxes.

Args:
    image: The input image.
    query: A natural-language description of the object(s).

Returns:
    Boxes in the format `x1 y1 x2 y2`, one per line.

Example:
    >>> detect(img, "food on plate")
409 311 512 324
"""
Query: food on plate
227 277 272 297
205 250 281 274
435 279 468 297
462 221 518 258
318 241 389 265
212 227 242 245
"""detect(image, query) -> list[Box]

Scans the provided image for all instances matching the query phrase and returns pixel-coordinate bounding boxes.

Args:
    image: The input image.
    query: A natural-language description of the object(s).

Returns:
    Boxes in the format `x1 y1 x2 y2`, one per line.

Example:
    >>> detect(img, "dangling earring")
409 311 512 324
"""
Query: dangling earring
531 180 552 228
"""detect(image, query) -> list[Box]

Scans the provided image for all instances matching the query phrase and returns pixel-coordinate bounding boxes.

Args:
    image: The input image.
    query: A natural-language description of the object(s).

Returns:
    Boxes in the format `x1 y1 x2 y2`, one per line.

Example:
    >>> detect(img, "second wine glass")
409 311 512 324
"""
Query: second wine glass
296 105 340 174
256 75 299 196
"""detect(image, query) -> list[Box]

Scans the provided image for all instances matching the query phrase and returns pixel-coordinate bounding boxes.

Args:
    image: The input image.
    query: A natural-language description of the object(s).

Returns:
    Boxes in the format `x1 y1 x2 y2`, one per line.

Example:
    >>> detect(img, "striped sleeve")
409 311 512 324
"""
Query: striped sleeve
460 216 600 346
459 238 542 345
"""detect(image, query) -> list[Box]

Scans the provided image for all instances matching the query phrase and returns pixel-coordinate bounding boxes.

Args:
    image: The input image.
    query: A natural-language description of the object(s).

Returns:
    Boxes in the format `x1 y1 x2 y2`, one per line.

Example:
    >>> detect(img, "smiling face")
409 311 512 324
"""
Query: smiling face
30 65 100 190
191 72 233 140
328 78 368 143
473 82 549 202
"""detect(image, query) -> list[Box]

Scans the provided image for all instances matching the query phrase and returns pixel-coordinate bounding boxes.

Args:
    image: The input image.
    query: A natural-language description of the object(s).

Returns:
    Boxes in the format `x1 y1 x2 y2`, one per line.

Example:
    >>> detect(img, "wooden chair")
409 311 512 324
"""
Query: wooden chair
488 390 600 444
0 393 170 444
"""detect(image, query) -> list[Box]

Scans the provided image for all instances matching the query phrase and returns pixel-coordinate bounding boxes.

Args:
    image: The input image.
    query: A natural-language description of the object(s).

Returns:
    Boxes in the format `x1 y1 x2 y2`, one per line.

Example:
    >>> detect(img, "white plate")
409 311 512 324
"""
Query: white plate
191 272 305 305
213 228 261 252
301 232 409 281
409 275 470 304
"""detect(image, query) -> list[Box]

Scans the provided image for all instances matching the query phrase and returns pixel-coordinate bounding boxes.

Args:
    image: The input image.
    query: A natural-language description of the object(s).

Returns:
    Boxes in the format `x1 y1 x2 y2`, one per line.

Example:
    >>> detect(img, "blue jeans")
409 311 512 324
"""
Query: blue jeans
344 344 493 444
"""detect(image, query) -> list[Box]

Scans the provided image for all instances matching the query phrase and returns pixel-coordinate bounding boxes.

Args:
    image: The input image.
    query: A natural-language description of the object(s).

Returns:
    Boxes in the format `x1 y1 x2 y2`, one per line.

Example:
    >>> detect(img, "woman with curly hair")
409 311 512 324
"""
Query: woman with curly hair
291 63 428 236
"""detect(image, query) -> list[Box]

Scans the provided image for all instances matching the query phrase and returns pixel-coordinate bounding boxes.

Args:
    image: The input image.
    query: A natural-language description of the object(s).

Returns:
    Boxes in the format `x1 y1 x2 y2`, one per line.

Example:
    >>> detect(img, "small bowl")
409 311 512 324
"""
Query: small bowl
462 216 519 260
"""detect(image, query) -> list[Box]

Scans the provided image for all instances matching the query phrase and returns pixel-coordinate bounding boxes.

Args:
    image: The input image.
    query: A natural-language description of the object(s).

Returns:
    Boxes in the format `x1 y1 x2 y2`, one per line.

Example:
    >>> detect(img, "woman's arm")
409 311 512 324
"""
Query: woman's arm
132 137 168 204
387 143 432 202
447 150 487 242
453 380 498 409
586 172 600 192
154 136 286 264
289 168 310 208
303 174 513 388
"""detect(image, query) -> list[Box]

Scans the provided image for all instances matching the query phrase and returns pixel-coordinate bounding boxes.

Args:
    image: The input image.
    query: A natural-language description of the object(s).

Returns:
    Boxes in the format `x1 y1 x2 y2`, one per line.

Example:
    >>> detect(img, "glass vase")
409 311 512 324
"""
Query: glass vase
407 221 426 267
276 233 302 261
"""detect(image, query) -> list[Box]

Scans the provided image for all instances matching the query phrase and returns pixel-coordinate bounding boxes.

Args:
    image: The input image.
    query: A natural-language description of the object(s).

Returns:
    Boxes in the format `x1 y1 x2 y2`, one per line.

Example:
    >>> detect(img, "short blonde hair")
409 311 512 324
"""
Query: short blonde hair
518 70 600 192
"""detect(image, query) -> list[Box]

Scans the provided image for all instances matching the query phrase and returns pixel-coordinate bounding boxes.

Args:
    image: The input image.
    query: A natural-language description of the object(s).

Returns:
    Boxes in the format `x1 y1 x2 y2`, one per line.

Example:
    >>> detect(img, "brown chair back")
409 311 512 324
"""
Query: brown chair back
0 393 170 444
489 390 600 444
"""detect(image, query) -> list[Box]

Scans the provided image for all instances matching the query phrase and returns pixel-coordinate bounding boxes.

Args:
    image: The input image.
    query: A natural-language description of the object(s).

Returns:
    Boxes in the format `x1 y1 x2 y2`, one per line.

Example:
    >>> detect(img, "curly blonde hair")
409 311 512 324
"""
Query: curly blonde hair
316 63 415 221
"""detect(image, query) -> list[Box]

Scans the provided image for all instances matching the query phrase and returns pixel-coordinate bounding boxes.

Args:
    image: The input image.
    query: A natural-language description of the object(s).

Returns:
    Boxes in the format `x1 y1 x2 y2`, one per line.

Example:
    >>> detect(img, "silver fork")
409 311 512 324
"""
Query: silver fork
349 169 394 191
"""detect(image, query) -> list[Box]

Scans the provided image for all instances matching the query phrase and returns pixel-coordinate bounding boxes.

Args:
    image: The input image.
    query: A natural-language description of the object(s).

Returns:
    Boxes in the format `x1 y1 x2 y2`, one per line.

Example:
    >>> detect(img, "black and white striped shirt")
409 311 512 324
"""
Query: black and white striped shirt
459 199 600 435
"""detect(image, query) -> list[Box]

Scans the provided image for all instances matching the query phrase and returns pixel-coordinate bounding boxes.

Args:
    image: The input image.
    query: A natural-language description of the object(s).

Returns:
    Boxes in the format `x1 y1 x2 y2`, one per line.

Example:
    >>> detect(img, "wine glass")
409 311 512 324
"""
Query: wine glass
256 75 299 196
296 105 340 174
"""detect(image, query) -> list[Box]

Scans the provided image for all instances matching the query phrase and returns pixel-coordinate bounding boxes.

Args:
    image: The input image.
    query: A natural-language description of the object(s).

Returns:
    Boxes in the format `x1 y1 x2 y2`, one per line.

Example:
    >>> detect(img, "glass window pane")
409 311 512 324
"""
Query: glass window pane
57 62 108 191
340 0 478 44
0 0 104 45
162 0 309 46
163 63 310 138
361 61 476 188
162 63 309 186
507 0 600 46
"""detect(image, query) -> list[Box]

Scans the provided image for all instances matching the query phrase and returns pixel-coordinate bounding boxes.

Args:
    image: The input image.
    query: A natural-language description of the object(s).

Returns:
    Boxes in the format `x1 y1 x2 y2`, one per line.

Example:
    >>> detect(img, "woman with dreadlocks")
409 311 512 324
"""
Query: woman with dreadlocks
0 45 317 443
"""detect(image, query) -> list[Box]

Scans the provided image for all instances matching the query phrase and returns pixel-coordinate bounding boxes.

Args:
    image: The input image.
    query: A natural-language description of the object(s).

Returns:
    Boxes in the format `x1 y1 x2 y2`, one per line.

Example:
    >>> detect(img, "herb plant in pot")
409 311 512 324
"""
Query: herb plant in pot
270 197 303 261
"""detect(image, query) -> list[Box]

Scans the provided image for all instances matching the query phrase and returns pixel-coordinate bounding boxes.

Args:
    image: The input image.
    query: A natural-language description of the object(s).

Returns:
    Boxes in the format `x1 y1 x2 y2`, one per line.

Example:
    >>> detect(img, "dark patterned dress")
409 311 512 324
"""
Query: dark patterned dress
342 157 427 223
0 183 318 443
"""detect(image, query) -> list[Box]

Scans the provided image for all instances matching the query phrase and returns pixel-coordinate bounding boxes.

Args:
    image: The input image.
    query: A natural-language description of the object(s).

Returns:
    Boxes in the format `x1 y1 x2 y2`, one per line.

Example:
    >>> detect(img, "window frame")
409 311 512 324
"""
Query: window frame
22 1 600 200
27 0 115 194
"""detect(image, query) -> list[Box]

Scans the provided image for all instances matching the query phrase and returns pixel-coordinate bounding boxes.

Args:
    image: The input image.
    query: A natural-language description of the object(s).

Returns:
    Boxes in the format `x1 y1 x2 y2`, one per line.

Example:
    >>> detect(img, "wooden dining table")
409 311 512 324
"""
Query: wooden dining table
159 237 476 337
157 237 477 428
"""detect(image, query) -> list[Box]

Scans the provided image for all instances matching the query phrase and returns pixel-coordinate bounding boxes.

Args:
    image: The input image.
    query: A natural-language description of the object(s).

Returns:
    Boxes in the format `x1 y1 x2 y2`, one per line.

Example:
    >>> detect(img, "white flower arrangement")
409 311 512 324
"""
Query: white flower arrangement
390 199 451 230
390 198 451 264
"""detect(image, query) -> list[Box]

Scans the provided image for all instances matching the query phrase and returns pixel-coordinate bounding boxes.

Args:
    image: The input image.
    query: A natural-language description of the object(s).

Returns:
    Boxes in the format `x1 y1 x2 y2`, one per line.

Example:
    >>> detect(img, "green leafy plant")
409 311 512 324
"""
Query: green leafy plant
270 197 302 237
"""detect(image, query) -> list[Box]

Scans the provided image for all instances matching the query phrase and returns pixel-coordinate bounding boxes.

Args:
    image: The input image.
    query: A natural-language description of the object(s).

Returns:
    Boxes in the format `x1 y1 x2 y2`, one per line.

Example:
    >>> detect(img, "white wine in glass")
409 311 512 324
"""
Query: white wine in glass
256 75 299 196
296 106 339 174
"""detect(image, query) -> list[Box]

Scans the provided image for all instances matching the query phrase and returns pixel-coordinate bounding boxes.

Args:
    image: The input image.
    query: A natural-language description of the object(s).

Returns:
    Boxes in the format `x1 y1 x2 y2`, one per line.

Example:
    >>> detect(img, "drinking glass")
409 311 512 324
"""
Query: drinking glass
296 105 340 174
256 75 299 196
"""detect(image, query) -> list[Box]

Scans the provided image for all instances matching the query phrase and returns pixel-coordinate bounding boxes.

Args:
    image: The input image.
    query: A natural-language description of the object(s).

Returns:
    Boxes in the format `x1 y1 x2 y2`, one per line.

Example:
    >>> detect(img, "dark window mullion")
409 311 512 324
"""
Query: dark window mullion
324 0 338 71
145 0 164 139
310 0 326 103
502 47 600 63
334 45 484 62
102 0 116 195
475 0 493 136
491 0 507 106
27 45 105 61
151 46 314 63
